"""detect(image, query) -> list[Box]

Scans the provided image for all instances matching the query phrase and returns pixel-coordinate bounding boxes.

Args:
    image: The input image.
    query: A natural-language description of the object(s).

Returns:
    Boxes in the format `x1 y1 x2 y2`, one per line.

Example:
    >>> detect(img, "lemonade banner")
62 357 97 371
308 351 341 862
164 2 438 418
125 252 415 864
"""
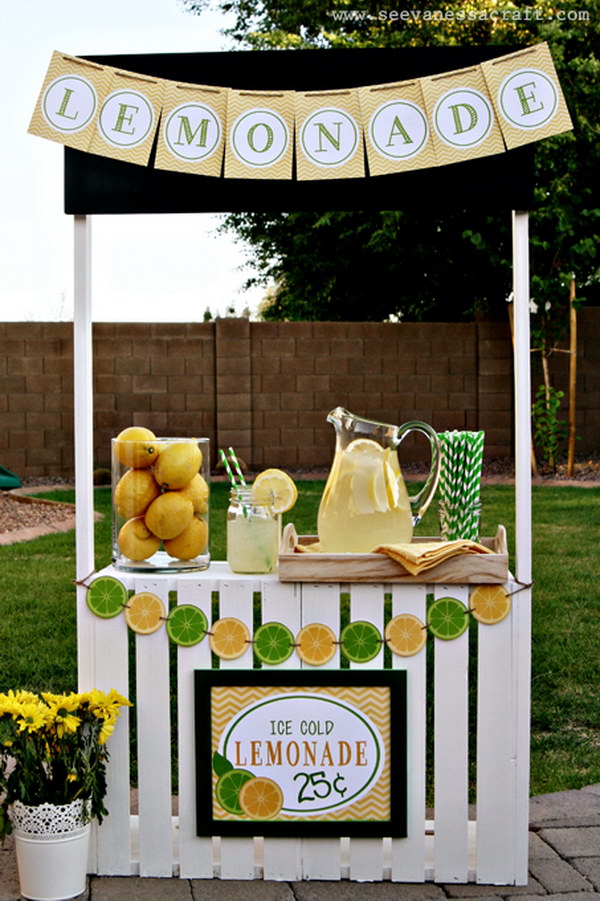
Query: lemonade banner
29 44 572 179
195 672 407 836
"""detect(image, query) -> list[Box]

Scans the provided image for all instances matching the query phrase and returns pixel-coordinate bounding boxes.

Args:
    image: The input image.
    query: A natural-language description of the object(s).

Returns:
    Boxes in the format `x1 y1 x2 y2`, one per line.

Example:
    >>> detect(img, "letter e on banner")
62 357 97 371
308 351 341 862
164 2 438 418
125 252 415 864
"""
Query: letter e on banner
28 51 109 151
359 78 436 175
225 90 294 180
481 42 573 149
155 80 227 177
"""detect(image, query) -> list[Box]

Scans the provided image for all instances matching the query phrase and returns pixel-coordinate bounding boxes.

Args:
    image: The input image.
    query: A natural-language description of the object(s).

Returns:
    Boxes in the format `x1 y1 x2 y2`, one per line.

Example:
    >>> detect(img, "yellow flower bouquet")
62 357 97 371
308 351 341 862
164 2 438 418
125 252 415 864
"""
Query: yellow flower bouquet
0 689 131 840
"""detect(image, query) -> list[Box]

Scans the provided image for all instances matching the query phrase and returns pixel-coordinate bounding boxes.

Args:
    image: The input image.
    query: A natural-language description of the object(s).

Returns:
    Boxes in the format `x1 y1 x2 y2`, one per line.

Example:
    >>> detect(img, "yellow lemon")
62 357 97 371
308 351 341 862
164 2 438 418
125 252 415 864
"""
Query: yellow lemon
153 441 202 490
144 491 194 540
114 468 161 519
118 517 161 561
179 473 209 514
164 516 208 560
114 426 160 469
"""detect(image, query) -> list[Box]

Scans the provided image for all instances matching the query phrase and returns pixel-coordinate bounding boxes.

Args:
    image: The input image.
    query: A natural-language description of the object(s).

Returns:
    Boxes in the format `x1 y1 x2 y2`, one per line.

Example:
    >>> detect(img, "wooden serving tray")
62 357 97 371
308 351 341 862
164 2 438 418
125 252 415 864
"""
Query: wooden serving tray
278 524 509 584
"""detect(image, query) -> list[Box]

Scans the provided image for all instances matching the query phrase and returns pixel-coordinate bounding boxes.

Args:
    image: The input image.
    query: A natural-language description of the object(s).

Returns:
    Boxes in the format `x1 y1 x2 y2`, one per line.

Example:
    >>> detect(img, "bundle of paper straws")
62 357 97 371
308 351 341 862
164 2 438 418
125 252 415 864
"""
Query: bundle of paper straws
438 430 485 541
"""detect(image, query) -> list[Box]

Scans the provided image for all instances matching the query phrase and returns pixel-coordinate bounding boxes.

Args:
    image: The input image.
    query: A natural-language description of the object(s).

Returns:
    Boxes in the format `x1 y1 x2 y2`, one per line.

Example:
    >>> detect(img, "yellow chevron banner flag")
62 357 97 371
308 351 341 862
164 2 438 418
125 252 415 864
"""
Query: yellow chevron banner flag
225 89 295 180
295 88 364 181
28 51 109 151
359 78 436 176
155 80 228 177
88 67 164 166
481 42 573 150
421 63 505 165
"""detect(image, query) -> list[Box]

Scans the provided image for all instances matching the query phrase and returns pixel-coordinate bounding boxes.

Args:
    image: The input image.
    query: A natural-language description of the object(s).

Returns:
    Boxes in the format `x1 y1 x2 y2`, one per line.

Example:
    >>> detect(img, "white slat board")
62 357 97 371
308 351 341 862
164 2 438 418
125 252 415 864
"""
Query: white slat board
133 576 173 877
177 577 214 879
432 583 470 883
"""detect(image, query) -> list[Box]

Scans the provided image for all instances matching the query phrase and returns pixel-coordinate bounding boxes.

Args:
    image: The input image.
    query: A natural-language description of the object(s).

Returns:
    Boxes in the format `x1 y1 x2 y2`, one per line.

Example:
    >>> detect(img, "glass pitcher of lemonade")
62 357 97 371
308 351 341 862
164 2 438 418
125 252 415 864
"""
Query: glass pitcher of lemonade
317 407 441 553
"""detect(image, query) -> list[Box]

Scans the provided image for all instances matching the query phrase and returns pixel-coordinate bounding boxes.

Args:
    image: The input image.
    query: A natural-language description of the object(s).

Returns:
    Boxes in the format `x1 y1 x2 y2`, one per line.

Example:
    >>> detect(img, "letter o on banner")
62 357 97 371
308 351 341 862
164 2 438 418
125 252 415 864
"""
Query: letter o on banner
433 87 493 148
230 108 290 168
42 75 97 133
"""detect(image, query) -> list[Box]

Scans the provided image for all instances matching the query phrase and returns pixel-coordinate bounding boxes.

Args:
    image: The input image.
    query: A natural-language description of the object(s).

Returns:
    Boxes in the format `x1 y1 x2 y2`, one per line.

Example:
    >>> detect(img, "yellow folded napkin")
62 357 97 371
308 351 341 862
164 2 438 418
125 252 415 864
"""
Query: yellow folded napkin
373 539 493 575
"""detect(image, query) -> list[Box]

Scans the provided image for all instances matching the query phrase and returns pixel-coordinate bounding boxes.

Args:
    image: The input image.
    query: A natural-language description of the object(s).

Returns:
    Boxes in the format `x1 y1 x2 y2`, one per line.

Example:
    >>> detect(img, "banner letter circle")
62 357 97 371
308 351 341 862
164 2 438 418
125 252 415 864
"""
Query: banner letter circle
433 88 493 148
369 99 429 161
230 108 289 168
42 75 97 134
98 89 154 149
498 68 558 130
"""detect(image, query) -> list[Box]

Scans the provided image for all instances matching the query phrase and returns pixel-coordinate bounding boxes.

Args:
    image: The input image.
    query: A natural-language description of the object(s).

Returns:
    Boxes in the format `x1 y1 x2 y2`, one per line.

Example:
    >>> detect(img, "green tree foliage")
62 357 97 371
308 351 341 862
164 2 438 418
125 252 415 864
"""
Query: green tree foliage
183 0 599 323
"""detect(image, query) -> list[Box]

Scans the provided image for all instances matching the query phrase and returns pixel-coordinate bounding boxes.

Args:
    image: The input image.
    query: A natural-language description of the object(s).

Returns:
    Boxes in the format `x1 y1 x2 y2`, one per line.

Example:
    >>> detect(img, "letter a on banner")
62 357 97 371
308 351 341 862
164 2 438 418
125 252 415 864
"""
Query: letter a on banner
421 64 504 165
481 42 572 149
225 90 294 179
155 80 228 177
296 89 364 180
88 67 164 166
28 52 109 150
359 79 436 176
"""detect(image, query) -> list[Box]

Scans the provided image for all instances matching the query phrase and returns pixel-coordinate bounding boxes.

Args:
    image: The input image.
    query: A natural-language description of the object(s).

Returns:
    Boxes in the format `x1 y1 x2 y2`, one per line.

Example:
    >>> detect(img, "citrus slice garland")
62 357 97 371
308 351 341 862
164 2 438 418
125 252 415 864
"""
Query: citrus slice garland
253 621 294 666
385 613 427 657
427 597 469 640
238 776 284 820
86 575 127 619
123 591 166 635
296 623 337 666
209 617 251 660
469 584 512 625
215 768 254 816
165 604 208 647
340 620 382 663
251 468 298 514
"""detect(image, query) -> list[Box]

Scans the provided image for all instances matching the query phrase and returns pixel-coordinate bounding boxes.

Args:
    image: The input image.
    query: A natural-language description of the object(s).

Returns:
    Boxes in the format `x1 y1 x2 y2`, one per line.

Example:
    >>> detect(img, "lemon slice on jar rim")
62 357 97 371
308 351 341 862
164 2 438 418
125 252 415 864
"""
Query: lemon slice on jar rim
251 468 298 514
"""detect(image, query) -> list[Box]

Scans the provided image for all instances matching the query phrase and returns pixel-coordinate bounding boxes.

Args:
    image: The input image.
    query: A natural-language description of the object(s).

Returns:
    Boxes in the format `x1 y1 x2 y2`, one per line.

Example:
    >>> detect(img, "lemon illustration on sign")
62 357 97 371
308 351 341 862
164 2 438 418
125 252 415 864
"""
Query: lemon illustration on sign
385 613 427 657
153 441 202 490
253 621 294 666
469 584 512 625
427 597 469 640
114 468 161 519
124 591 166 634
180 473 209 514
114 426 159 469
118 516 161 561
215 768 254 816
251 469 297 514
144 491 194 540
86 575 127 619
209 617 250 660
296 623 337 666
340 620 382 663
165 604 208 646
239 777 284 820
163 516 208 560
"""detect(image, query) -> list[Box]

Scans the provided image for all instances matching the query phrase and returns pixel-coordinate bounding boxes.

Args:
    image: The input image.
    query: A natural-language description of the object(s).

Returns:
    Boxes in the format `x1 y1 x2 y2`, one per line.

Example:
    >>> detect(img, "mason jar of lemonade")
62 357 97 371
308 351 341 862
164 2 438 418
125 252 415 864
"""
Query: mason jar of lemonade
227 489 279 574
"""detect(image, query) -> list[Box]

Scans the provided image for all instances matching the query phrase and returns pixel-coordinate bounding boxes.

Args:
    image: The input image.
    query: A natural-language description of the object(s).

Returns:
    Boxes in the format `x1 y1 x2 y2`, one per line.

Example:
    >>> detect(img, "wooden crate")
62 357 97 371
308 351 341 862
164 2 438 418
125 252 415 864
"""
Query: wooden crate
278 524 509 583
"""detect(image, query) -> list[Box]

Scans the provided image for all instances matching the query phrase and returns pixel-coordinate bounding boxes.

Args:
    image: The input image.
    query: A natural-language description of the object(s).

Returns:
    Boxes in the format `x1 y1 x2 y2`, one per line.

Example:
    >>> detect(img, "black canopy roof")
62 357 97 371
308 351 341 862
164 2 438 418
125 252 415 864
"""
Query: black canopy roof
64 46 534 215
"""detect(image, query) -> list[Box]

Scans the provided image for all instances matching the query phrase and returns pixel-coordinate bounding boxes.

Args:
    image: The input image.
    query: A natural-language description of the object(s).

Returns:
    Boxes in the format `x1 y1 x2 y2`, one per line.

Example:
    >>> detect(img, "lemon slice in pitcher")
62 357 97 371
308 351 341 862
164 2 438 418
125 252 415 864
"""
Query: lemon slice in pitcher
251 469 297 514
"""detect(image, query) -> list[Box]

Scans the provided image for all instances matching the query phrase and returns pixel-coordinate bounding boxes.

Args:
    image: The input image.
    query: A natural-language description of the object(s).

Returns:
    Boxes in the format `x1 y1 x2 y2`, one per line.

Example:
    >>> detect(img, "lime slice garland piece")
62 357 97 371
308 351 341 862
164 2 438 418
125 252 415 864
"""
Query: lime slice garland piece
254 621 294 666
86 575 127 619
340 620 382 663
166 604 208 647
215 768 254 816
427 597 469 640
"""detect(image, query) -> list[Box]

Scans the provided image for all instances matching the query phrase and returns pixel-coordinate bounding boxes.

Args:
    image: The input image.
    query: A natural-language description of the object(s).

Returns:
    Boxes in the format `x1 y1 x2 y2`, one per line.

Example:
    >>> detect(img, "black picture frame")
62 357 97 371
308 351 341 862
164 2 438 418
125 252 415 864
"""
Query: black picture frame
195 669 407 838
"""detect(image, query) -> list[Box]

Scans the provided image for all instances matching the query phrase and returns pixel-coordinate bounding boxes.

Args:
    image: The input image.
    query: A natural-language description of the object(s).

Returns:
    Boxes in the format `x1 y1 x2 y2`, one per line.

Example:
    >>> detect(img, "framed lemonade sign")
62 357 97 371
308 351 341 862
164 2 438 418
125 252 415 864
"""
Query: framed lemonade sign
195 671 407 837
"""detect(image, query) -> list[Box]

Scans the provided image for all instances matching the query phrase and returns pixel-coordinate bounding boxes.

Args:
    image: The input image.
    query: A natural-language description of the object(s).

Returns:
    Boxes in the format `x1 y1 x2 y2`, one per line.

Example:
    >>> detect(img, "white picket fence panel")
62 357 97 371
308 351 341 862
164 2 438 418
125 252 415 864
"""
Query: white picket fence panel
79 561 531 886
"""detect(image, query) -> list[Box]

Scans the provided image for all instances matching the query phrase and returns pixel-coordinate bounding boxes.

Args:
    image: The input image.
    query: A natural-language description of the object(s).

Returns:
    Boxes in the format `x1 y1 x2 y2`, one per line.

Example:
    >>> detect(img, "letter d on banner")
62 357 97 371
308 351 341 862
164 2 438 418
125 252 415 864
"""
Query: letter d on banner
225 90 294 180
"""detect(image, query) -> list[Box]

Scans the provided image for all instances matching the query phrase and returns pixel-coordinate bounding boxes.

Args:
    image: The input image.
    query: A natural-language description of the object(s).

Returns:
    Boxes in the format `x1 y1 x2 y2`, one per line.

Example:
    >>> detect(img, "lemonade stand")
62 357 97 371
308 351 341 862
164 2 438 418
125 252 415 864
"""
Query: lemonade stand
30 43 565 885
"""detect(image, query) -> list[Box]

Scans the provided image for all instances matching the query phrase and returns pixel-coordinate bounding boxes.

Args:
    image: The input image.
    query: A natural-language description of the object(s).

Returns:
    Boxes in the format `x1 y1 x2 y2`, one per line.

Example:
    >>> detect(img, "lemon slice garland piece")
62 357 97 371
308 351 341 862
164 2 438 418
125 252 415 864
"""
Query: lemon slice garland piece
469 584 512 625
123 591 166 635
209 617 251 660
385 613 427 657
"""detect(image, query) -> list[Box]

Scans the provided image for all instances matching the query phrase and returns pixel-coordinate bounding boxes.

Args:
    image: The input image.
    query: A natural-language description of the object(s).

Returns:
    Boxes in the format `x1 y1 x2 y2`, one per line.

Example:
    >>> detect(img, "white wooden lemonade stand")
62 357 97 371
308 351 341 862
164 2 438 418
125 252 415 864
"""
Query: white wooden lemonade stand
66 47 534 886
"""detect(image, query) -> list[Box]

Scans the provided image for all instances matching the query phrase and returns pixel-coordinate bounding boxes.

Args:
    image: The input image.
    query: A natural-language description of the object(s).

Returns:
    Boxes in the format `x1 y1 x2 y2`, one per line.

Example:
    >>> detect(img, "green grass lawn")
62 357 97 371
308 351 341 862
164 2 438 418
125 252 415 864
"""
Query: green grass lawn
0 480 598 797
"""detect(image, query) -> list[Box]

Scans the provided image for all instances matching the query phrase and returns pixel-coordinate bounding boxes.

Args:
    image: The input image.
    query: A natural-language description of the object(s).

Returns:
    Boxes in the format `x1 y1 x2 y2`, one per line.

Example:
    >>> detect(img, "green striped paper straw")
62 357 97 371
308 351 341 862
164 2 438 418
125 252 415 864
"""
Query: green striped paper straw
219 448 248 517
439 430 485 541
227 447 247 486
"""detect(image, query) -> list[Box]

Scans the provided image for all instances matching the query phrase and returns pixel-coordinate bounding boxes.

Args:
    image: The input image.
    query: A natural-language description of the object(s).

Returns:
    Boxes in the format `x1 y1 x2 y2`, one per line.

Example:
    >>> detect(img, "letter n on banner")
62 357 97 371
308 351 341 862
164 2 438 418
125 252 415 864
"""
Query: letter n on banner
481 42 572 150
359 79 436 176
421 63 504 166
28 52 109 150
225 90 294 179
296 89 364 180
88 67 164 166
155 81 228 177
